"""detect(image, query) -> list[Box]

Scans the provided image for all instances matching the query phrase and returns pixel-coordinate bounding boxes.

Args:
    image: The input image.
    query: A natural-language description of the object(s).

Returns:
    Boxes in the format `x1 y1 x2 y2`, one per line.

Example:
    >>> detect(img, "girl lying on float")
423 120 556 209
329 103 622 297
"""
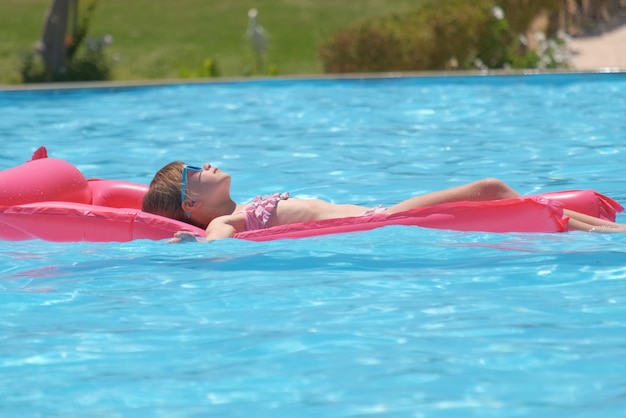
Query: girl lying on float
0 147 623 242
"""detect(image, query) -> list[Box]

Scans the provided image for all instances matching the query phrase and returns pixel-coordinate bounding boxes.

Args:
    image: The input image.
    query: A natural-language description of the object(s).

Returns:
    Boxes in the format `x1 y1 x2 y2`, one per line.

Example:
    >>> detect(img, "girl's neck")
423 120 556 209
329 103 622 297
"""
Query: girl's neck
201 200 239 228
215 199 239 217
234 202 248 213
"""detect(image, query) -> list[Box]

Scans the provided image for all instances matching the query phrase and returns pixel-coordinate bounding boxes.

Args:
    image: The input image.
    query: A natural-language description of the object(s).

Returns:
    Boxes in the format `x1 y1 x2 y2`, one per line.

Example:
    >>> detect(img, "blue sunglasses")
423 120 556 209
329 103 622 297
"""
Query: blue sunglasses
181 164 202 204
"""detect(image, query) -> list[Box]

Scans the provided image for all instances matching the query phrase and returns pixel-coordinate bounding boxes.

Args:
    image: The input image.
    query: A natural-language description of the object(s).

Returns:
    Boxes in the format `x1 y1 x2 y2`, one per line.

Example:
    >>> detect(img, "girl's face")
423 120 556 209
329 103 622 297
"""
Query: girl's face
182 163 231 205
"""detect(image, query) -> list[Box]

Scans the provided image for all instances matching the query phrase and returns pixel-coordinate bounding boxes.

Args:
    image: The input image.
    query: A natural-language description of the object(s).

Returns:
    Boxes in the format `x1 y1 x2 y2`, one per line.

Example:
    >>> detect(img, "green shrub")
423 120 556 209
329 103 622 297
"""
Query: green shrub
498 0 560 35
20 0 112 83
317 0 564 73
21 41 112 83
178 58 221 79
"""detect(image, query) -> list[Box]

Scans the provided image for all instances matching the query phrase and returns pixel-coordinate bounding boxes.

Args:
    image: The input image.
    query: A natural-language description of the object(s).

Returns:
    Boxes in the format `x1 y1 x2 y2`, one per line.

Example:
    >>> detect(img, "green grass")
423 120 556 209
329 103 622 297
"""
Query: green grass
0 0 423 84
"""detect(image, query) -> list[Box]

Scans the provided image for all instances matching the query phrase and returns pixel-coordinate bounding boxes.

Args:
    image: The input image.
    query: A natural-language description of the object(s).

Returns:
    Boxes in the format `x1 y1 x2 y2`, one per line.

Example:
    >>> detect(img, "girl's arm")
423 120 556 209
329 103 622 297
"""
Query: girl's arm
171 212 247 243
172 199 367 243
204 212 247 241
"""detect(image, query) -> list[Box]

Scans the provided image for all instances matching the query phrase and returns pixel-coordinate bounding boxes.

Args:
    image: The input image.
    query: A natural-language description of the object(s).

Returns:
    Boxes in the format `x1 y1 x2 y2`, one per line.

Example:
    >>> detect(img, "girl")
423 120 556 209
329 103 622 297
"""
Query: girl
142 161 626 242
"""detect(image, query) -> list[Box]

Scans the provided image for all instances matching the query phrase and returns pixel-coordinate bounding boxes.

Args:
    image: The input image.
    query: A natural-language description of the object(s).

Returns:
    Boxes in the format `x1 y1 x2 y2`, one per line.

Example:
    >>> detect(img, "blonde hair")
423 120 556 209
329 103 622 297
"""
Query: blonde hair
142 161 205 228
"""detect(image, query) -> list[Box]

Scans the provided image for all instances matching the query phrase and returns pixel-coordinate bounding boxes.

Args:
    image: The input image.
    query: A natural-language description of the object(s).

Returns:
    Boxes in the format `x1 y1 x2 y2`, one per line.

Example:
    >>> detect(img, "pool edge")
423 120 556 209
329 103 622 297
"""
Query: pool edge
1 68 625 92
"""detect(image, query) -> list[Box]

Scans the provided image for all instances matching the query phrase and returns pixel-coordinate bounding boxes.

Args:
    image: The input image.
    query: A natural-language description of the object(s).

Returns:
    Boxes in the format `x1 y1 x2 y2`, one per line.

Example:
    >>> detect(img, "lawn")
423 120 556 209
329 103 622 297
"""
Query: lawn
0 0 423 84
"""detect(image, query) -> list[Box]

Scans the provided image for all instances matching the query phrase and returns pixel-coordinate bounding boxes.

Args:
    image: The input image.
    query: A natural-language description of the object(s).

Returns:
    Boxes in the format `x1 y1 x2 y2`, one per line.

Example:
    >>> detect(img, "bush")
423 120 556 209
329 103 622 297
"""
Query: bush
178 58 221 79
317 0 564 73
21 0 113 83
21 47 112 83
21 46 112 83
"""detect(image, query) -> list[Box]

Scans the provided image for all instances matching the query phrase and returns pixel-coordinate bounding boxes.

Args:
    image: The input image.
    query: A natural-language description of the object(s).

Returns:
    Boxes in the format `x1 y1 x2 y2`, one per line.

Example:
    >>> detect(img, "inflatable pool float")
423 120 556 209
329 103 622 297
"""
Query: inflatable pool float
0 147 623 242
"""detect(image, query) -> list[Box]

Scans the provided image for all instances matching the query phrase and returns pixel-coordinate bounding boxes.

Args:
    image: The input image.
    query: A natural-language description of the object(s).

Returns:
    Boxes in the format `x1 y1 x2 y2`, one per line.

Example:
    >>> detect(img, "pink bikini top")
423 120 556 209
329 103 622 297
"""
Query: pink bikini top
243 192 290 230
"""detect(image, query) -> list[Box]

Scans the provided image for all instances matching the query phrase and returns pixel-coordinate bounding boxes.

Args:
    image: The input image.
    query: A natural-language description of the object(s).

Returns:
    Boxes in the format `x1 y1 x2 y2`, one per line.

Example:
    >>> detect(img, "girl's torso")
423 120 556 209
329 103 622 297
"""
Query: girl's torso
242 193 380 230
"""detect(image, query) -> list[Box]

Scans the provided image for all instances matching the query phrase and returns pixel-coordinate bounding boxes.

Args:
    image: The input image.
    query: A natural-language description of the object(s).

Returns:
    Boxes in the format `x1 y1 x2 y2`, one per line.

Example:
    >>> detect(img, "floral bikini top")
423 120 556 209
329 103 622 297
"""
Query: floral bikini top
242 192 290 231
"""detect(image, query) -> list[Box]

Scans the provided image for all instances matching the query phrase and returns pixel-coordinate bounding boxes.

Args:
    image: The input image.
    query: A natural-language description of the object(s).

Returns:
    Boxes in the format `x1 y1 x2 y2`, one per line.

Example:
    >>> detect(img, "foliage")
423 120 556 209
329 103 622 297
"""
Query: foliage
178 58 221 79
243 63 280 77
3 0 623 83
1 0 424 84
65 0 99 61
21 37 112 83
317 0 570 73
497 0 560 35
19 0 113 83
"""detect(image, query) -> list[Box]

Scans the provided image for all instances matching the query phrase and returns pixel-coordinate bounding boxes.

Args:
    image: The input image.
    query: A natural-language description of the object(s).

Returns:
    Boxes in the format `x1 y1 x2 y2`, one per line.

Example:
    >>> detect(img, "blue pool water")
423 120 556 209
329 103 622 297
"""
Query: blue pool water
1 73 626 417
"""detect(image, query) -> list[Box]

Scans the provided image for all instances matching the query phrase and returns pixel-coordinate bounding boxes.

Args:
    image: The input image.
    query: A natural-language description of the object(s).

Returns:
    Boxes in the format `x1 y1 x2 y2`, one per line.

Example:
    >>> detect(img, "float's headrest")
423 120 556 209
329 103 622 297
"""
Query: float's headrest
88 179 149 209
0 157 91 206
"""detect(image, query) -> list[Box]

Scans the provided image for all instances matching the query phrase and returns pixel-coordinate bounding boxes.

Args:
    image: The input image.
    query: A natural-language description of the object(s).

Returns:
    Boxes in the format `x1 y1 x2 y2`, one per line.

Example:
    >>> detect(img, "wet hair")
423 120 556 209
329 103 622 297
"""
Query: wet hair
142 161 205 228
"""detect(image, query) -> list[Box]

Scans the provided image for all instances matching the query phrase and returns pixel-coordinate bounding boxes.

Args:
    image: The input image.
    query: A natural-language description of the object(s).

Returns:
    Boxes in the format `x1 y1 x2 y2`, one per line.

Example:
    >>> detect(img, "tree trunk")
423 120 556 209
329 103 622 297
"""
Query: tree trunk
40 0 70 75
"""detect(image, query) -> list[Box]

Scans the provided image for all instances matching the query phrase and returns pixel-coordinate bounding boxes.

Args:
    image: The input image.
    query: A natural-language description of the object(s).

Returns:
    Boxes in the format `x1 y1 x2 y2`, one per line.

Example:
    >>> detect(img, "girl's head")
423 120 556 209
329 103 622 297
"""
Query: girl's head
142 161 198 226
142 161 233 228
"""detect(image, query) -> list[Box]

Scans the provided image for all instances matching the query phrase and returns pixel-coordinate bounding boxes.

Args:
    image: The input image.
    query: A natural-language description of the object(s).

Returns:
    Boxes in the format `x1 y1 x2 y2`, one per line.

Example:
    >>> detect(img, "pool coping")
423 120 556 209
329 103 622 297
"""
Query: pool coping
1 68 624 91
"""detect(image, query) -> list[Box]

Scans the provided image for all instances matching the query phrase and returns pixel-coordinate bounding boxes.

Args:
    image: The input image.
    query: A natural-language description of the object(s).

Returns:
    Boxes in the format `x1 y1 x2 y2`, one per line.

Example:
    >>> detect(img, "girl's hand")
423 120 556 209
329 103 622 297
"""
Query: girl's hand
169 231 203 243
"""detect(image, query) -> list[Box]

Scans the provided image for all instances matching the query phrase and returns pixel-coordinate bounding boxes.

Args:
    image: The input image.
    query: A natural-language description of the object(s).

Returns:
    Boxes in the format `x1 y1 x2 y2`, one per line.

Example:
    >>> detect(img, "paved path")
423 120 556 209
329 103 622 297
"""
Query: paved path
569 22 626 70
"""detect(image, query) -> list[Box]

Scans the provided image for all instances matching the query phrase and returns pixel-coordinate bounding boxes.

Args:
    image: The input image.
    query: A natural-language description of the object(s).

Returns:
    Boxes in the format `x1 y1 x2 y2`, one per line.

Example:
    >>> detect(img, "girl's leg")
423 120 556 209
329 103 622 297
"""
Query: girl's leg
386 179 626 232
565 209 626 232
387 178 521 213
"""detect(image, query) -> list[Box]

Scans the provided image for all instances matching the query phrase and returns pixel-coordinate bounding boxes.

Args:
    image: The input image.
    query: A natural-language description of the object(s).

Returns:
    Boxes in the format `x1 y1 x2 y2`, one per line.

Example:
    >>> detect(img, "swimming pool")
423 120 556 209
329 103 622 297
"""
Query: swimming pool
1 73 625 417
